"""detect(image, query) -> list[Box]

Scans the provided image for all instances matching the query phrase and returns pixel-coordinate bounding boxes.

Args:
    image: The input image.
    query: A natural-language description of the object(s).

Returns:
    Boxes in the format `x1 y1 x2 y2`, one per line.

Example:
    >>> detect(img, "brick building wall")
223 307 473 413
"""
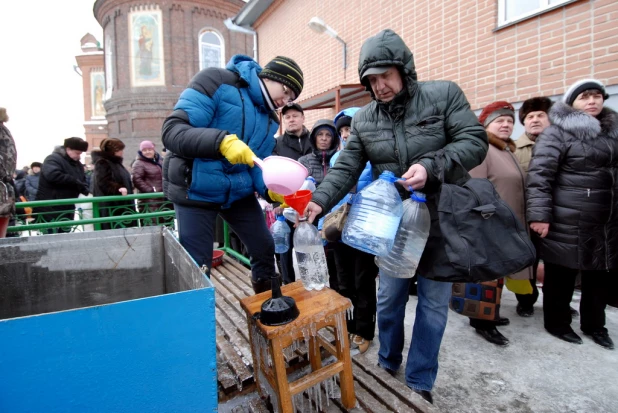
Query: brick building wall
92 0 252 166
253 0 618 130
75 50 109 164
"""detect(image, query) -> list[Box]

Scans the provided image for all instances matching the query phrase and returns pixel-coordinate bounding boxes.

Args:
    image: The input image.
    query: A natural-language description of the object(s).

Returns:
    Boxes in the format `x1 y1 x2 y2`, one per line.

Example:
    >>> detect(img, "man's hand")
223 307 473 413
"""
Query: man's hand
305 201 323 224
119 187 128 196
398 164 427 190
530 222 549 238
219 134 256 167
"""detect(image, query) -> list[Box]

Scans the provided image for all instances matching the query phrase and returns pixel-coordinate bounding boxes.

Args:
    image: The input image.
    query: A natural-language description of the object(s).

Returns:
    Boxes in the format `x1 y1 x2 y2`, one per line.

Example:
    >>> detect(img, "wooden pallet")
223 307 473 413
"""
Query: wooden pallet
214 255 435 413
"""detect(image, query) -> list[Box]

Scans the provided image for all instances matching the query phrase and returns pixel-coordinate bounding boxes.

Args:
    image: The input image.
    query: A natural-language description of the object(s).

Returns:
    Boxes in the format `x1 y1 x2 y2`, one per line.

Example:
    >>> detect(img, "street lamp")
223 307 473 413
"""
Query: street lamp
308 17 347 69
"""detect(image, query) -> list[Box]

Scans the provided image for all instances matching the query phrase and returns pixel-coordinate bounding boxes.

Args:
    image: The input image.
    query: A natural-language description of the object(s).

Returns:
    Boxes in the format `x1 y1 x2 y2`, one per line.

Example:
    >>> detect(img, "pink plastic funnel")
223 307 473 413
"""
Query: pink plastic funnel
253 156 308 195
284 190 312 215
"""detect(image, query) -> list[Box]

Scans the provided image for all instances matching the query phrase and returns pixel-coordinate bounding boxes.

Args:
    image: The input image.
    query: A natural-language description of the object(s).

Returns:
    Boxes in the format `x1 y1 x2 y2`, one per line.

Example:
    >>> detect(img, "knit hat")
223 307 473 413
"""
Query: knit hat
140 140 155 151
519 97 553 125
281 102 304 115
563 78 609 106
64 137 89 152
335 115 352 134
259 56 304 99
30 162 42 169
100 138 125 154
478 101 515 127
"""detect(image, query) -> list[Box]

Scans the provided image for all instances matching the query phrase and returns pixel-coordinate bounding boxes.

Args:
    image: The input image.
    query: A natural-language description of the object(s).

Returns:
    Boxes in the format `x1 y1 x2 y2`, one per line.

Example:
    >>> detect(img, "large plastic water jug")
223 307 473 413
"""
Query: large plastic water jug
293 218 329 290
270 215 291 253
375 191 431 278
342 171 404 256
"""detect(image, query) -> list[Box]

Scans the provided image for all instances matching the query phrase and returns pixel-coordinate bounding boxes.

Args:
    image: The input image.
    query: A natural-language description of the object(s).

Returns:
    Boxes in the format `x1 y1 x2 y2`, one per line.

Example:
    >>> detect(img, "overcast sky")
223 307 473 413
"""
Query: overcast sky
0 0 102 167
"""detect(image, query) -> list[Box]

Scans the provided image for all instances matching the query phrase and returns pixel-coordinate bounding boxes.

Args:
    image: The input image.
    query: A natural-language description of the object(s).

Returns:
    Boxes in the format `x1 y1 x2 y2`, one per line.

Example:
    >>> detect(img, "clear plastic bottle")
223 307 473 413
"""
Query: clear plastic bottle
270 215 291 253
282 207 298 223
300 176 317 192
342 171 404 256
375 191 431 278
293 218 329 290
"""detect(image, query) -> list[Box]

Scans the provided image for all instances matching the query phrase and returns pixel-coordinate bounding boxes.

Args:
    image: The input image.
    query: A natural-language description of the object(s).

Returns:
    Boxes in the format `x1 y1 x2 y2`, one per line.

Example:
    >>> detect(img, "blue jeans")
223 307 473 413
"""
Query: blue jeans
377 274 452 391
174 196 275 282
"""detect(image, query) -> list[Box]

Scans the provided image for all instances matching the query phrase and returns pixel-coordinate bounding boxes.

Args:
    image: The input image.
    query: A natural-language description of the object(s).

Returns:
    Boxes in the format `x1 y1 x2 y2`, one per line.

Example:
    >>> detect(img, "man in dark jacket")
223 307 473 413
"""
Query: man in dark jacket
162 55 304 294
36 137 89 233
527 79 618 350
273 103 312 160
305 29 487 403
25 162 42 201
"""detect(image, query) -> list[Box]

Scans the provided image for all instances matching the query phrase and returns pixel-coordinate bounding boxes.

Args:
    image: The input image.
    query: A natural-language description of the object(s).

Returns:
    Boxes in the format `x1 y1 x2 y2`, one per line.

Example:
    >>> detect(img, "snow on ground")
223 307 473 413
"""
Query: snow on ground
362 285 618 413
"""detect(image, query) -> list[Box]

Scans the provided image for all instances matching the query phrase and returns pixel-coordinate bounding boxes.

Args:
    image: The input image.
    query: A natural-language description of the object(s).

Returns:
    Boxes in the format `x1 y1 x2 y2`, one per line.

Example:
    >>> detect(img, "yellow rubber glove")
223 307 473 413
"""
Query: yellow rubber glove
268 190 288 208
219 134 255 167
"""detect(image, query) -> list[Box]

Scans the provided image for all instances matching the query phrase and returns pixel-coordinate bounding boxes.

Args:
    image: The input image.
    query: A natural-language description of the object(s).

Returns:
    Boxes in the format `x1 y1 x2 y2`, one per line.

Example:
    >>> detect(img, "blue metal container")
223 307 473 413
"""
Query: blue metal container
0 227 217 413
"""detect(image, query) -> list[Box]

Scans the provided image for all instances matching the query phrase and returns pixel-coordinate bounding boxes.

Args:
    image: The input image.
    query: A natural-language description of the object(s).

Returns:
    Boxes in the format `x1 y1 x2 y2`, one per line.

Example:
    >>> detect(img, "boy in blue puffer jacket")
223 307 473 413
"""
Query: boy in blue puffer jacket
329 108 378 354
162 55 304 294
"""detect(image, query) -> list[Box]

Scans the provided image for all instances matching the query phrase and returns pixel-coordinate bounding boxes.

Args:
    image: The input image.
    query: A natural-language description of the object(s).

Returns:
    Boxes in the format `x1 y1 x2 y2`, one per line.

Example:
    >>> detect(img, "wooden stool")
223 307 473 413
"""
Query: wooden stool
240 281 356 413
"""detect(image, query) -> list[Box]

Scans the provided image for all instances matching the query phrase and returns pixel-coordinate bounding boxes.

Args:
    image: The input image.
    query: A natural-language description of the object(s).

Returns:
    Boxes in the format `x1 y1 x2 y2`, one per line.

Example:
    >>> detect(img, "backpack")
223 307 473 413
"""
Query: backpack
433 149 536 283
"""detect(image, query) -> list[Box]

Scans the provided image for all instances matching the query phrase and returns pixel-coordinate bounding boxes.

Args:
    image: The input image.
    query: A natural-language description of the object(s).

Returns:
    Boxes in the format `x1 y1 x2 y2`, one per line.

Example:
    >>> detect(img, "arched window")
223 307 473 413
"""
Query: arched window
199 30 224 70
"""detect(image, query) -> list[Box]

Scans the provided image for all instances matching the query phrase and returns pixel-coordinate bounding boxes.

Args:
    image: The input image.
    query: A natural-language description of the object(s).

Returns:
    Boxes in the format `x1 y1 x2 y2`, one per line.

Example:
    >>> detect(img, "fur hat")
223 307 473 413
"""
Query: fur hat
519 97 553 125
64 137 89 152
30 162 42 169
100 138 125 154
563 78 609 106
259 56 304 99
478 101 515 127
0 107 8 123
140 140 155 151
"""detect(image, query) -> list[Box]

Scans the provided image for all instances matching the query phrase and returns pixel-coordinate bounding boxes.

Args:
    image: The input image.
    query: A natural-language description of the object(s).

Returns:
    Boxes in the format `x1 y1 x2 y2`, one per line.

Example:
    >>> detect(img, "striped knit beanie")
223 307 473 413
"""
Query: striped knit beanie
563 78 609 106
259 56 304 99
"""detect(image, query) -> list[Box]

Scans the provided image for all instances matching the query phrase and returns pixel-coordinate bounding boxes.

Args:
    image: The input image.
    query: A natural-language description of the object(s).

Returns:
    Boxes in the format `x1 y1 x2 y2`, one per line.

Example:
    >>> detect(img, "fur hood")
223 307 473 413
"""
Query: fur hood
487 132 516 152
549 102 618 140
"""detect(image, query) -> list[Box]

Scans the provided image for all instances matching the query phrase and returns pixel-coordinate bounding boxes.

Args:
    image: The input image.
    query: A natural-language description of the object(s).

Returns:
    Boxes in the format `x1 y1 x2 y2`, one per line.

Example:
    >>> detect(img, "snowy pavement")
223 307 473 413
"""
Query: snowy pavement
363 285 618 412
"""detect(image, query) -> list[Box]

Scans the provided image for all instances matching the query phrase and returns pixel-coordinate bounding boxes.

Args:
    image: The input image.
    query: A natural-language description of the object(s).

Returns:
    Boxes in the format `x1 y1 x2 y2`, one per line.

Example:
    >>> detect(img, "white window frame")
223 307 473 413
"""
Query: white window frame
497 0 575 27
198 29 225 70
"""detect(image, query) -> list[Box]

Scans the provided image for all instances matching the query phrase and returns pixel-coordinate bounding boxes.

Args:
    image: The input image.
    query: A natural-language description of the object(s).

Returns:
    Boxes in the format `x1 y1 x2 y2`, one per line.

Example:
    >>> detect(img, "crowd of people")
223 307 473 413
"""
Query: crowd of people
0 132 167 235
2 27 617 407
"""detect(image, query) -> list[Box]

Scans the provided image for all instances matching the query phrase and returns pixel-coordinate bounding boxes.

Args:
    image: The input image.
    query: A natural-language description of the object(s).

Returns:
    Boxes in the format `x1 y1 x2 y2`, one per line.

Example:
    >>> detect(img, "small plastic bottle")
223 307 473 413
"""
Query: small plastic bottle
376 191 431 278
300 176 317 192
270 215 291 253
342 171 404 256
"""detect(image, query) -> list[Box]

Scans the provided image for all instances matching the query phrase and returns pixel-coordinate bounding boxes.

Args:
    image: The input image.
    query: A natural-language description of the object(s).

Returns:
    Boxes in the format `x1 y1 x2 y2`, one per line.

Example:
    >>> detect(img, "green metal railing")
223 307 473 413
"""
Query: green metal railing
8 193 251 266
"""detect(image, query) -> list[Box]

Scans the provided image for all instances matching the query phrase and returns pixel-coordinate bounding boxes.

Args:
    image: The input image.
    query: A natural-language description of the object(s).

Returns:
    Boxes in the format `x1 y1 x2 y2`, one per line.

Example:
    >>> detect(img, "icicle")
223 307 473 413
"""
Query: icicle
317 384 323 412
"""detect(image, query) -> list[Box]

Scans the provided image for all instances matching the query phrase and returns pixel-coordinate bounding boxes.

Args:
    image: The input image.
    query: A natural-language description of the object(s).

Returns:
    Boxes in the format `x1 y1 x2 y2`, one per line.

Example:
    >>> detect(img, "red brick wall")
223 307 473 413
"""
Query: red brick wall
255 0 618 118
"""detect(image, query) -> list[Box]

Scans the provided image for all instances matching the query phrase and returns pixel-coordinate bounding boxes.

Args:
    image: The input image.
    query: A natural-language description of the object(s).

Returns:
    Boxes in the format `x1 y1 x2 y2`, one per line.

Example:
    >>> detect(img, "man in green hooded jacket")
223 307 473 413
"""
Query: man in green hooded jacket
305 29 487 404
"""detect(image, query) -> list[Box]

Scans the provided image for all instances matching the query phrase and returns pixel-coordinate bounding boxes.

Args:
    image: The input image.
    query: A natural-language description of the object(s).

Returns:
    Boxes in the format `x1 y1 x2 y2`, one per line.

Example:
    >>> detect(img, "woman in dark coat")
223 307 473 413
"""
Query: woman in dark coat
91 138 135 230
527 79 618 350
132 140 164 225
298 119 340 185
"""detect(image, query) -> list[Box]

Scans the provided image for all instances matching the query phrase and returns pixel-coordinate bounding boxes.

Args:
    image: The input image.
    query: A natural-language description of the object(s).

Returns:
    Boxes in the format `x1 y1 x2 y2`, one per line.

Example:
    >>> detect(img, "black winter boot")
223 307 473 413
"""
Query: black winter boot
251 278 272 294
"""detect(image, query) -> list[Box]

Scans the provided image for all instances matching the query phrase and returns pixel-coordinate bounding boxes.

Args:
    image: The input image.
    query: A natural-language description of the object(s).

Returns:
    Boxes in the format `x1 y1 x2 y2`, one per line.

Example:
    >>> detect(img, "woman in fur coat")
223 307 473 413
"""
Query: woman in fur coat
91 138 135 230
527 79 618 350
